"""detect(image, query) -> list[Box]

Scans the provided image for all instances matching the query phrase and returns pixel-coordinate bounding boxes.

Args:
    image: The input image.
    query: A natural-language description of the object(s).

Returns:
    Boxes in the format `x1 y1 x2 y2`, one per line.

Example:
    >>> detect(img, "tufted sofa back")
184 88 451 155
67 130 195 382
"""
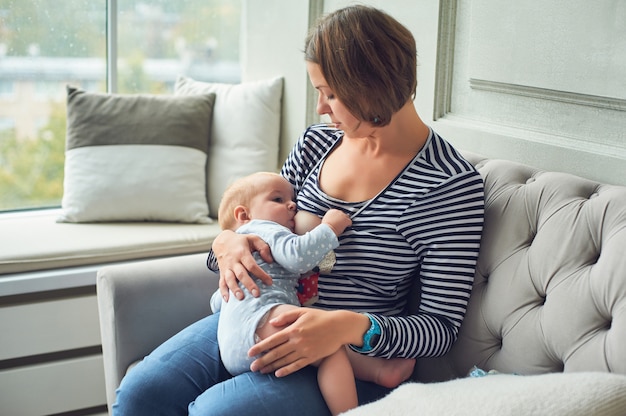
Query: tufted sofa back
415 152 626 382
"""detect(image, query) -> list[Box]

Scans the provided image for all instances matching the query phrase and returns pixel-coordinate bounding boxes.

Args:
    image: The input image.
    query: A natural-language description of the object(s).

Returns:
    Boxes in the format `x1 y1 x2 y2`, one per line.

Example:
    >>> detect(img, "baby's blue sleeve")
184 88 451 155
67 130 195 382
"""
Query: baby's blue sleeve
241 220 339 275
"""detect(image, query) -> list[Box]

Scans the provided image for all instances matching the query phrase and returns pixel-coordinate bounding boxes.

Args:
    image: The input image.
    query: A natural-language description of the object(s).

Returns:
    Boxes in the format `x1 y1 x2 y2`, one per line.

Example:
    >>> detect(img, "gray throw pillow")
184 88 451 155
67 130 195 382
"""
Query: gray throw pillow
58 86 216 223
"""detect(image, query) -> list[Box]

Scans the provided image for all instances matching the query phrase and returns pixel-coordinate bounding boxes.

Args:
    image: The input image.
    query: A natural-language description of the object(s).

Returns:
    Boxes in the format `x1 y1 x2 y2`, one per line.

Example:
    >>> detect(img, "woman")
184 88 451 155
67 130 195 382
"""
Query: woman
113 5 485 415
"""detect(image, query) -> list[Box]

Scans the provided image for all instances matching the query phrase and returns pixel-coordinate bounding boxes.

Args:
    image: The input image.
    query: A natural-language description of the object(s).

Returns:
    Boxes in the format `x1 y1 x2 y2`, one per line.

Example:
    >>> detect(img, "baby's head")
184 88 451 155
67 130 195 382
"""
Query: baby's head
218 172 296 232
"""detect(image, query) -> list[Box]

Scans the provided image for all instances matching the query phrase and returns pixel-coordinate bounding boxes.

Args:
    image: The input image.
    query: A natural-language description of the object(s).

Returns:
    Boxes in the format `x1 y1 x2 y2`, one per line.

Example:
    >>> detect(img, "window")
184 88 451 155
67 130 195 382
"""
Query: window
0 0 241 211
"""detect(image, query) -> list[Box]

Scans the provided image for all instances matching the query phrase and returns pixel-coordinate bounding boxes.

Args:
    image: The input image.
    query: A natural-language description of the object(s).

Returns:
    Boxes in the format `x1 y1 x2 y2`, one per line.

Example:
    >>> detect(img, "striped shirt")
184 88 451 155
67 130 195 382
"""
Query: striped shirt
279 124 485 358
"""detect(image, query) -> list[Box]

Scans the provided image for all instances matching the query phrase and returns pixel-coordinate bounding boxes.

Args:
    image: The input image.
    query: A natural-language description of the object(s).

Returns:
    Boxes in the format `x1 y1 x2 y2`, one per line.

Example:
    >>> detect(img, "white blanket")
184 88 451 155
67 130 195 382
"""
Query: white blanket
343 372 626 416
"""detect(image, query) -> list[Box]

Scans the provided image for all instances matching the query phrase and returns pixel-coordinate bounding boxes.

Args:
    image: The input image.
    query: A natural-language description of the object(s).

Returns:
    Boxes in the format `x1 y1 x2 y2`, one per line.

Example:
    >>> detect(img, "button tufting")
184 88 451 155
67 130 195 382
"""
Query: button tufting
589 186 601 199
526 177 536 184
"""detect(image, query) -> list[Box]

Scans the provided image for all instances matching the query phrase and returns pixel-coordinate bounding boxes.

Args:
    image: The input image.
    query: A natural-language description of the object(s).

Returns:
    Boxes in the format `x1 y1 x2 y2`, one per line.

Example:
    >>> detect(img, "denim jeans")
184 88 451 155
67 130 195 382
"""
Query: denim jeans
112 313 390 415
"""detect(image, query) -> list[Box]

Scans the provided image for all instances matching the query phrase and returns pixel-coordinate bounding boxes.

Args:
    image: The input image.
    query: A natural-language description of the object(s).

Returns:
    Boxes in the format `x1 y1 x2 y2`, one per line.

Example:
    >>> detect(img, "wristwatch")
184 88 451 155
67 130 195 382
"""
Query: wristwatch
351 313 381 353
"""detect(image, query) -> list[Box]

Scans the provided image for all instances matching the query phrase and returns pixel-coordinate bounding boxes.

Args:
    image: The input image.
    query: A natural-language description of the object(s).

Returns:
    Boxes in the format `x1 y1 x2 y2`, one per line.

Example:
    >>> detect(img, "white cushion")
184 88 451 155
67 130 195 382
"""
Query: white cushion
175 76 283 217
0 209 221 274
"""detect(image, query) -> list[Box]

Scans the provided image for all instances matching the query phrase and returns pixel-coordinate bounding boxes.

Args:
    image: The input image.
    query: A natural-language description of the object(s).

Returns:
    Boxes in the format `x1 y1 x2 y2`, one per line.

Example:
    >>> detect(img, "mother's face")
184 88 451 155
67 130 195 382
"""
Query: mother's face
306 62 374 138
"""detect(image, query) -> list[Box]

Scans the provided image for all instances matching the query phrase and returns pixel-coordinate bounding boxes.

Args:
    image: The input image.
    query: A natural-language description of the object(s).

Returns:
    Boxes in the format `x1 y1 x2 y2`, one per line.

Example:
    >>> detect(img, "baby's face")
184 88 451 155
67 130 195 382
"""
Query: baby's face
294 210 322 235
247 174 297 231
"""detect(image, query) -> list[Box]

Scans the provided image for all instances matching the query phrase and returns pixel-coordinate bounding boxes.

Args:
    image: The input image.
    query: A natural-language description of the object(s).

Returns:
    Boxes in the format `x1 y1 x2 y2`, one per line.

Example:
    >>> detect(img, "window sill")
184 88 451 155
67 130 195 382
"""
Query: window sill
0 210 219 295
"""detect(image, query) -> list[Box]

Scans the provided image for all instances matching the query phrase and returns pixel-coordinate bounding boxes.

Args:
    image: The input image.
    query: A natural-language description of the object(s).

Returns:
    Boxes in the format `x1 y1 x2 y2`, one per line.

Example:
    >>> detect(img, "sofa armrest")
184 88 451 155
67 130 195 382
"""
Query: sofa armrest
96 253 217 410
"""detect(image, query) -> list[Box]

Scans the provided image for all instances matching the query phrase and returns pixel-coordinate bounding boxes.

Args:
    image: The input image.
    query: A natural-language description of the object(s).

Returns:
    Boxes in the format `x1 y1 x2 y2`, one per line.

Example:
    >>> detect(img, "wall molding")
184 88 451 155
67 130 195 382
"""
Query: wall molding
433 0 457 120
470 78 626 112
305 0 325 126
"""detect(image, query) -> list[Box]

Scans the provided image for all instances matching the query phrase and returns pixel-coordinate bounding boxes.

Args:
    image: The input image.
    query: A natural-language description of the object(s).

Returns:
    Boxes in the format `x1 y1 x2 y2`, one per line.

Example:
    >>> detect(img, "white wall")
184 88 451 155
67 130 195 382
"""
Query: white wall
435 0 626 185
243 0 626 185
241 0 312 166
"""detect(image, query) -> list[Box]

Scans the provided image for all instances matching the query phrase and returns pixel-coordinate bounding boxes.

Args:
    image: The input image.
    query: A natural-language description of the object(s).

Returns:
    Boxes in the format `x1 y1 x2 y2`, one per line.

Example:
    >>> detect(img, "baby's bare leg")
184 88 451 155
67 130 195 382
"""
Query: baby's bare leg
255 304 358 416
255 304 298 340
347 348 416 389
316 347 358 416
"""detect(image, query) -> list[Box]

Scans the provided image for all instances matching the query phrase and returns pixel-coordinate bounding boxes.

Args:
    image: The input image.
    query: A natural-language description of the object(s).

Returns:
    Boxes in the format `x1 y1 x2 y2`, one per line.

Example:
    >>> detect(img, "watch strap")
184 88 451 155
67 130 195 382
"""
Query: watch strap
351 313 381 353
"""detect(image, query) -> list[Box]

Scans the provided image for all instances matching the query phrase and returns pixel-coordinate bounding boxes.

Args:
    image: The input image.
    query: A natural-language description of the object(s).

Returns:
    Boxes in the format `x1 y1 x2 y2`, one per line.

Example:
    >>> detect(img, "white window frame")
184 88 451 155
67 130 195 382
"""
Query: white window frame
107 0 118 93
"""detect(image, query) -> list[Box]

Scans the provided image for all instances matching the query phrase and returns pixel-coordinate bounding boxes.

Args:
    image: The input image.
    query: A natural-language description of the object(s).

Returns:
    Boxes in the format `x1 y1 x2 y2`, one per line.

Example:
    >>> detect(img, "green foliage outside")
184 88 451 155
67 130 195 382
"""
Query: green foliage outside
0 104 66 211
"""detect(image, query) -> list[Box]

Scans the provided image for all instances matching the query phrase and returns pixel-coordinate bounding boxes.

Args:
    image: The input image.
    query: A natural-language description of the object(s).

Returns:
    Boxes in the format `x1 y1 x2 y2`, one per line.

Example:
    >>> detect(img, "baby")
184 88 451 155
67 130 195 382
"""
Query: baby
211 172 414 415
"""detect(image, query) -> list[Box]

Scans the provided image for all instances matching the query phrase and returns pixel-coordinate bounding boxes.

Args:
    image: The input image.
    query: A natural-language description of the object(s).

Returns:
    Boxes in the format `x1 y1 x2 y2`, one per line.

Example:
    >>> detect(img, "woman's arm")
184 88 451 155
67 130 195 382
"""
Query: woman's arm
248 308 371 377
367 170 485 359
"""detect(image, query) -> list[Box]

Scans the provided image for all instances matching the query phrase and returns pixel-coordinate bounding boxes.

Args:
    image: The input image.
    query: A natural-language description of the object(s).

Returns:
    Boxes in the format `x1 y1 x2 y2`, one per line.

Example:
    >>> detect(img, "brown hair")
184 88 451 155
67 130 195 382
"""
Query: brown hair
305 5 417 126
218 172 283 231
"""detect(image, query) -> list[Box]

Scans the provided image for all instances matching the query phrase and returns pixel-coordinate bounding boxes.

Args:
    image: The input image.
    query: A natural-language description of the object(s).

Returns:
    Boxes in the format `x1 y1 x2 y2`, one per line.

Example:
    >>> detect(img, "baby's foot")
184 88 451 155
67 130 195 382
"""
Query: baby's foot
375 358 416 388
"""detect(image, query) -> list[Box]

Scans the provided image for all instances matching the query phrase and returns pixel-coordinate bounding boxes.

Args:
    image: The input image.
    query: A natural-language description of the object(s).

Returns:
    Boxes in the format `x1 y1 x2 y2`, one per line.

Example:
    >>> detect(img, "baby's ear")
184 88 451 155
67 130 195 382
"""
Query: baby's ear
233 205 250 223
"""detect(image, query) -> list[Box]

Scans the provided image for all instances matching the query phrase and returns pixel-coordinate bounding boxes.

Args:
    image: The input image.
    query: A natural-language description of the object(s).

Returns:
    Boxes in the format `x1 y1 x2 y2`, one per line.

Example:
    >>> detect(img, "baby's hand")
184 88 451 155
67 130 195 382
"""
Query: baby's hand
322 209 352 236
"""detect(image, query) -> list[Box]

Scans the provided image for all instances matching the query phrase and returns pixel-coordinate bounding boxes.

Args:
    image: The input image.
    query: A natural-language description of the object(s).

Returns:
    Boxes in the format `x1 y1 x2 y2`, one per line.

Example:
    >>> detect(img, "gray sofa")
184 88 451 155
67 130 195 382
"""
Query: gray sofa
97 151 626 415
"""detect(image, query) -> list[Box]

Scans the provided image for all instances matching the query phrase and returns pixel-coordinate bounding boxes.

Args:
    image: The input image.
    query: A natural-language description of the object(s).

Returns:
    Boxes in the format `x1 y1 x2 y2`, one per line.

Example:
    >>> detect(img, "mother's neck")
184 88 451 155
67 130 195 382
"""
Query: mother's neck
344 101 429 156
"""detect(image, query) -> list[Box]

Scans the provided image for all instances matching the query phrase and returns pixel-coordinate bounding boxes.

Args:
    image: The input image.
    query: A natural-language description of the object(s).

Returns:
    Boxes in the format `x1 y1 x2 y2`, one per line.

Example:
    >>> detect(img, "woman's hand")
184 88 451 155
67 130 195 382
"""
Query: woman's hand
213 230 273 301
248 308 370 377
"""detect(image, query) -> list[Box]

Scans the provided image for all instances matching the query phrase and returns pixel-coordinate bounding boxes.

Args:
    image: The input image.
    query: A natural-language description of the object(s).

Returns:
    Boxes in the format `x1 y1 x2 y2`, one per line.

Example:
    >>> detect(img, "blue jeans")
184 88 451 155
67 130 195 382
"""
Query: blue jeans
113 313 391 415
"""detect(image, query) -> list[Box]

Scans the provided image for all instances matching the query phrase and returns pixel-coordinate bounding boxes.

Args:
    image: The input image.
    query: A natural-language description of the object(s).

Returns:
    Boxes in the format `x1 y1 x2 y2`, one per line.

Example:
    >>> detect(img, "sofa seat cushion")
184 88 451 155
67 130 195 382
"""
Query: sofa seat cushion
0 210 221 275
